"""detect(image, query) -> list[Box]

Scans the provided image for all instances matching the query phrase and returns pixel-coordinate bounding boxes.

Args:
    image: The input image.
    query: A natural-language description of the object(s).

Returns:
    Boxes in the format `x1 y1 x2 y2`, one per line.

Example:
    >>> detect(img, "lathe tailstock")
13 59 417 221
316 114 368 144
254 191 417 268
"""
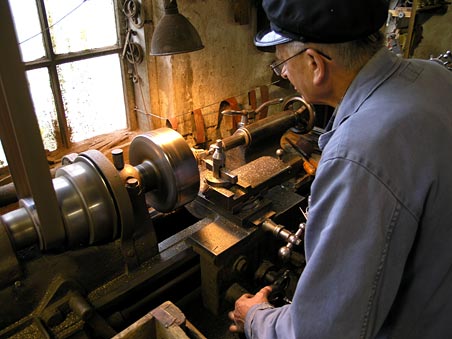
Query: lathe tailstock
0 97 321 338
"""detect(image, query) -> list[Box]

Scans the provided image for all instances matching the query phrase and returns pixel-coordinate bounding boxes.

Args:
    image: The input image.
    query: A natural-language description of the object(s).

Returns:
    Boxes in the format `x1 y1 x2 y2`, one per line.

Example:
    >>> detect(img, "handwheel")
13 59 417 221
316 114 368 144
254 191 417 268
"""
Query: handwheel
283 96 316 134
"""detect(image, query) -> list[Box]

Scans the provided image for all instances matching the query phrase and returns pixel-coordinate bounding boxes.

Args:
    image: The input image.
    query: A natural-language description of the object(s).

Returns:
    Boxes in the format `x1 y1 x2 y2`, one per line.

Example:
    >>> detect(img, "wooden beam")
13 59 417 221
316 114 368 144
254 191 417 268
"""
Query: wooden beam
0 2 65 250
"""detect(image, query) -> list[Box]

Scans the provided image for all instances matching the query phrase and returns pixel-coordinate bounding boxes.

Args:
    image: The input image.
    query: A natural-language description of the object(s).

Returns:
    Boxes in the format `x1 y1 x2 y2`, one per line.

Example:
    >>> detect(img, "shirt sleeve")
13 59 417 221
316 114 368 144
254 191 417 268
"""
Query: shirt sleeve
245 302 294 338
246 156 418 338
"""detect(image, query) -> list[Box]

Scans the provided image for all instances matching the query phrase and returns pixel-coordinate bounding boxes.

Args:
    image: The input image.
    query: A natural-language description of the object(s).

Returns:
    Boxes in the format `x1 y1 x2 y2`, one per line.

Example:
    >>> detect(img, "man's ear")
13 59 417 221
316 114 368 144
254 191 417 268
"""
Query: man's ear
306 49 327 86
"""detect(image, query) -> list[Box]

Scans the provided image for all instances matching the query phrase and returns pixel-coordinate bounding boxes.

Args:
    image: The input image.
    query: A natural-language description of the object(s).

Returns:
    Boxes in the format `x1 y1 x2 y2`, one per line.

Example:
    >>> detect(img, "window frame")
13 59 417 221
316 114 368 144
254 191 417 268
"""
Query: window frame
23 0 133 149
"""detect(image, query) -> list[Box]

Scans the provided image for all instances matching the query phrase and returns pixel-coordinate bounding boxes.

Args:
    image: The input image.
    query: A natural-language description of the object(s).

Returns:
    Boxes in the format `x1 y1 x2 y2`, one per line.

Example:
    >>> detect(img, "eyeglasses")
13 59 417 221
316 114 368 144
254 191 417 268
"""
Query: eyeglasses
270 48 332 76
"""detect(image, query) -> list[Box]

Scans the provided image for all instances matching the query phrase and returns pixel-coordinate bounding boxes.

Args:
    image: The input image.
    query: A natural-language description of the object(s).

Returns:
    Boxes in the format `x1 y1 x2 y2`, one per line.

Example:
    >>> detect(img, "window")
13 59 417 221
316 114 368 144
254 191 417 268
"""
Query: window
2 0 128 167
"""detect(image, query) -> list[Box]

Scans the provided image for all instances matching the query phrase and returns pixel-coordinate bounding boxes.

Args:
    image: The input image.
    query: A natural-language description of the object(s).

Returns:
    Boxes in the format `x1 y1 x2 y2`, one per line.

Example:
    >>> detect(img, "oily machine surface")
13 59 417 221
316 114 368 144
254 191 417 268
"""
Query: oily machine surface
0 96 322 339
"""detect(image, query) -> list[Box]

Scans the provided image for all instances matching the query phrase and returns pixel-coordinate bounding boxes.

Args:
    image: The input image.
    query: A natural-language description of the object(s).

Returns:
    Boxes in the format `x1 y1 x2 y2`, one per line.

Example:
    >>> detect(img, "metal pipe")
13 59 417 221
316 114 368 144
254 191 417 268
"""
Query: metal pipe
0 167 58 208
221 110 299 151
1 207 37 250
0 182 18 207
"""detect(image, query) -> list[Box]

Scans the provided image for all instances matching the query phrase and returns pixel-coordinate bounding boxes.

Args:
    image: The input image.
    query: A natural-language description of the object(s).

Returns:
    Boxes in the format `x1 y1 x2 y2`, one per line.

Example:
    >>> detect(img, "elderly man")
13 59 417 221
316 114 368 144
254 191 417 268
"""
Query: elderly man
229 0 452 338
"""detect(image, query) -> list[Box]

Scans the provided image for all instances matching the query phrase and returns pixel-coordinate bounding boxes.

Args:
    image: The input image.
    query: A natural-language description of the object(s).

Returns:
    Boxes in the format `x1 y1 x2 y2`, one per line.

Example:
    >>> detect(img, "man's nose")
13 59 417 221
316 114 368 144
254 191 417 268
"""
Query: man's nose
280 65 288 79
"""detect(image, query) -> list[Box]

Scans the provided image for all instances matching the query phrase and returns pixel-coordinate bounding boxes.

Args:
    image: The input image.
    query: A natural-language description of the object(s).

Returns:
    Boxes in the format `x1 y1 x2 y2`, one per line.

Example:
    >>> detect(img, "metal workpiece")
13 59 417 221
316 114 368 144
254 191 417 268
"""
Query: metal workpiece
220 96 315 152
220 110 293 151
129 127 200 213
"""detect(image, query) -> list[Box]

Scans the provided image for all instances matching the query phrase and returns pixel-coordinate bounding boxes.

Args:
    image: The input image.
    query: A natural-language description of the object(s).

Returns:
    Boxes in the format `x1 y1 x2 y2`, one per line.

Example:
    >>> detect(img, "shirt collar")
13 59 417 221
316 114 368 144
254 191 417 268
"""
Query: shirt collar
318 48 402 150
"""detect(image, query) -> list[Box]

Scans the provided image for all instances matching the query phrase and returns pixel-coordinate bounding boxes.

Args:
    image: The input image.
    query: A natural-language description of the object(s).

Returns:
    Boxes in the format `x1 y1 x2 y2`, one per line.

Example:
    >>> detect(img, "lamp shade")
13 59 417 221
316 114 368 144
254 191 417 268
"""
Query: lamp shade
150 1 204 56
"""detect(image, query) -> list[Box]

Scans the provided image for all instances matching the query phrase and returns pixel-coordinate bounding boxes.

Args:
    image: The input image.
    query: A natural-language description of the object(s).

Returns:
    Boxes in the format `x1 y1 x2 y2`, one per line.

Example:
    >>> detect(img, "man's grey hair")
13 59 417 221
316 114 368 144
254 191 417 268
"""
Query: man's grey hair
287 31 385 71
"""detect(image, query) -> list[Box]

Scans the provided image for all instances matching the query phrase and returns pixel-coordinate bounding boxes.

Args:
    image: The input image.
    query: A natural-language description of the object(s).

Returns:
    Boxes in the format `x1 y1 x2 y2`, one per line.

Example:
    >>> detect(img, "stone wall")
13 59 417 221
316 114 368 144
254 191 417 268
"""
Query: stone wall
132 0 295 148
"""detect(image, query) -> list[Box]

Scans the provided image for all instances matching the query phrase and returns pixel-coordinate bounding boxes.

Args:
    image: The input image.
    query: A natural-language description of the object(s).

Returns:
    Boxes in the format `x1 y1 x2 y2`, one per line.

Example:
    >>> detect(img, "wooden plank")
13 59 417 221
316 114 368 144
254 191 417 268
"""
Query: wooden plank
389 7 412 18
112 312 157 339
112 301 194 339
259 85 270 119
192 109 206 144
404 0 419 58
248 89 257 110
225 97 240 131
167 116 179 130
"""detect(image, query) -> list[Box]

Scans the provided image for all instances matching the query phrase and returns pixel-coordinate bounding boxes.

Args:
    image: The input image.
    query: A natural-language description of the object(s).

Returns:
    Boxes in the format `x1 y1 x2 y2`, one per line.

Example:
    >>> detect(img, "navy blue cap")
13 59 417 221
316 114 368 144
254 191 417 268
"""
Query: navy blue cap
255 0 389 46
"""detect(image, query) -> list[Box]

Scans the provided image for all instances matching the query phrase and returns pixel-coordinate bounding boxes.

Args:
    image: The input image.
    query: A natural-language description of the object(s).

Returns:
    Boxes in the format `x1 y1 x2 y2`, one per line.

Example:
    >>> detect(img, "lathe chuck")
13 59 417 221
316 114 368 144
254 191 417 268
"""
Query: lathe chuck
129 128 200 212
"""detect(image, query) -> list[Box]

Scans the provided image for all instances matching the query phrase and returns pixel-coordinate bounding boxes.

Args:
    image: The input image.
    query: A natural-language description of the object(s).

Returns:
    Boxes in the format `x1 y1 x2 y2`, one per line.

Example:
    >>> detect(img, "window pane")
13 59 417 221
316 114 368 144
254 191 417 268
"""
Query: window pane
26 69 59 152
58 55 127 143
0 141 8 168
8 0 46 62
44 0 118 54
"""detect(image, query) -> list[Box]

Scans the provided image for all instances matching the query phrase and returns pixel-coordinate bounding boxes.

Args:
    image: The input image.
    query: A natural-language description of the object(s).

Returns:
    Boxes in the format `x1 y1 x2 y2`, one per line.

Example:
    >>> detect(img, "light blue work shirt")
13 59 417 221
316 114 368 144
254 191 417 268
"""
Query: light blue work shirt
245 48 452 338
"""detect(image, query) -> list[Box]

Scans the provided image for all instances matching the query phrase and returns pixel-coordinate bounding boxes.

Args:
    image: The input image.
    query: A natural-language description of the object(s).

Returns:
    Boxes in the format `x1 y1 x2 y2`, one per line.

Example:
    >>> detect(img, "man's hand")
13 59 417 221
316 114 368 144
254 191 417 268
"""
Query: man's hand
228 286 272 333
